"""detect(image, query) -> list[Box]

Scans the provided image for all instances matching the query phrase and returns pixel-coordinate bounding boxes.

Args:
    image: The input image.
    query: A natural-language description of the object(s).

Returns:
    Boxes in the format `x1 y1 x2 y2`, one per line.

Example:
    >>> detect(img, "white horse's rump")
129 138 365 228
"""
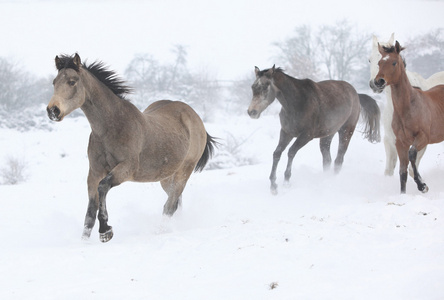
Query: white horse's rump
369 33 444 176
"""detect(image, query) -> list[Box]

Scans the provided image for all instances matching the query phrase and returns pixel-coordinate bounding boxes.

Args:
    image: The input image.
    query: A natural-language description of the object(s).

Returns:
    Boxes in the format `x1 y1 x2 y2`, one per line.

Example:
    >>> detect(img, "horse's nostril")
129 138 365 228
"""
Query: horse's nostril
376 78 386 87
53 106 60 117
248 109 257 117
47 105 61 121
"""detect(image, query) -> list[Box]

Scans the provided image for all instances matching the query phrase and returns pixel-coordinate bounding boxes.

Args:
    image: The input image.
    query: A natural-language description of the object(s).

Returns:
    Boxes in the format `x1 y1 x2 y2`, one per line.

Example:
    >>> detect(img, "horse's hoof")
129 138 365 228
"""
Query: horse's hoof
283 180 291 188
421 184 429 193
271 188 278 196
100 227 113 243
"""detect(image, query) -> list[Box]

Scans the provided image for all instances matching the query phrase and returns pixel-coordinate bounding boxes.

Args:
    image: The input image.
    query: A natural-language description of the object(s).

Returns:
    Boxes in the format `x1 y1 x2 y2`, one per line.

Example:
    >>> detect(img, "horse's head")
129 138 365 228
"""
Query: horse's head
369 33 394 93
373 41 405 93
247 65 277 119
47 53 86 122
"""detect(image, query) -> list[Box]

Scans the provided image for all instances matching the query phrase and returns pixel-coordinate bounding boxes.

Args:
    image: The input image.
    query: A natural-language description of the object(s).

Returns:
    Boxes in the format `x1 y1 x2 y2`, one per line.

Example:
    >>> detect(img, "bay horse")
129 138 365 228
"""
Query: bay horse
369 33 444 176
248 66 380 194
47 53 216 242
373 41 444 193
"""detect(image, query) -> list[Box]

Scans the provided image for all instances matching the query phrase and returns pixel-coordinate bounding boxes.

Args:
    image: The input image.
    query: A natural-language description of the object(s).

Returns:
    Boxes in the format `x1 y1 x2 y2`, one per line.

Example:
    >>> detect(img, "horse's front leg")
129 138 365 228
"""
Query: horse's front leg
269 130 293 195
284 133 312 185
97 160 135 242
409 146 429 193
82 168 106 240
409 146 427 178
396 142 409 194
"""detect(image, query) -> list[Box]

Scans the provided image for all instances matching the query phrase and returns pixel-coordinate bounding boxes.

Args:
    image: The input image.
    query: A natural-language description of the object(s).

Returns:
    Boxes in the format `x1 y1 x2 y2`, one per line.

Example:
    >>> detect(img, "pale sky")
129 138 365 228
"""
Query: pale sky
0 0 443 80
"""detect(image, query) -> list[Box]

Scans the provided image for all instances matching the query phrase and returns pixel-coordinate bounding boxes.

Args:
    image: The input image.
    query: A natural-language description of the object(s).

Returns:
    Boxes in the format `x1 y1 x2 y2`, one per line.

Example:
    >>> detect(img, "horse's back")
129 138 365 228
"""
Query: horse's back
425 84 444 102
314 80 359 112
143 100 174 114
426 71 444 88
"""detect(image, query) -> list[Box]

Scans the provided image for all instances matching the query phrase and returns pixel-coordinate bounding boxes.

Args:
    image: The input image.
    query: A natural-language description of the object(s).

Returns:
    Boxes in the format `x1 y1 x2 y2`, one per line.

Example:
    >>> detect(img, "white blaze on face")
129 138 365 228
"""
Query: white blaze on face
382 55 390 61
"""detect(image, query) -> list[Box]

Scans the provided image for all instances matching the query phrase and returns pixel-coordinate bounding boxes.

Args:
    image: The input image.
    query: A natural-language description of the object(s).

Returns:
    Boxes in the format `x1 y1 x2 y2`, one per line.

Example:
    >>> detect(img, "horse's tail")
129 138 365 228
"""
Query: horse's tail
194 132 218 172
358 93 381 143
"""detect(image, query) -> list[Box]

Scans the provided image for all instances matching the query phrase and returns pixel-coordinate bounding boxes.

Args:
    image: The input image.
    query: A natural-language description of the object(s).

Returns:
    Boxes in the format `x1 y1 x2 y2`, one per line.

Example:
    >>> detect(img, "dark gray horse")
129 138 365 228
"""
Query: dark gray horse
47 53 216 242
248 66 380 194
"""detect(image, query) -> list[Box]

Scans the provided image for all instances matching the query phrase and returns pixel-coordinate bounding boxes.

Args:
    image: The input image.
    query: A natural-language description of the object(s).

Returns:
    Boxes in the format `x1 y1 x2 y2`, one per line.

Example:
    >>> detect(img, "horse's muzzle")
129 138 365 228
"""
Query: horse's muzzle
47 105 62 122
369 78 386 94
247 109 260 119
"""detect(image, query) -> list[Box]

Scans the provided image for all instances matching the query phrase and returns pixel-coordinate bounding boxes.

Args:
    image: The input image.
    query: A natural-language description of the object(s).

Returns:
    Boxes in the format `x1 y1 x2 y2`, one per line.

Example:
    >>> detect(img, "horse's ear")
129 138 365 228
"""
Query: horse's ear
73 53 82 69
395 41 405 54
377 42 384 55
388 33 395 45
372 35 378 47
255 66 260 78
271 64 276 74
55 55 64 71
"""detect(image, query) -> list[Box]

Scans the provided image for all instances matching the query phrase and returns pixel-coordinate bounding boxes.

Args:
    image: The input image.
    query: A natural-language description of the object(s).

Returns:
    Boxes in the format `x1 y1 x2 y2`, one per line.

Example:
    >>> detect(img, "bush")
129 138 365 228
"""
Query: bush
1 156 27 185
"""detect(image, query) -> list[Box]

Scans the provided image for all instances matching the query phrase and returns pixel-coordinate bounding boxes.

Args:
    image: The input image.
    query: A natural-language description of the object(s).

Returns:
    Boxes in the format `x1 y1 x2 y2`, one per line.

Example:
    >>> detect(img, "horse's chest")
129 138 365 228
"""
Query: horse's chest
88 139 126 172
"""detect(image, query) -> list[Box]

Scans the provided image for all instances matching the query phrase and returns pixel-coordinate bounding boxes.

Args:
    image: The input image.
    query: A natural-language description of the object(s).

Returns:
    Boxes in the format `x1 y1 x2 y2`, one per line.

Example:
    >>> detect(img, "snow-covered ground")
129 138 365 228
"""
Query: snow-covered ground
1 111 444 299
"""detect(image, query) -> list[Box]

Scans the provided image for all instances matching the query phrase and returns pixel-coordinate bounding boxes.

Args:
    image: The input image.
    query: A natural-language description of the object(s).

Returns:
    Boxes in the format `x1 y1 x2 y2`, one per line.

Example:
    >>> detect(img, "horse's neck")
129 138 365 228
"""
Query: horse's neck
80 71 132 135
273 74 304 111
390 70 414 116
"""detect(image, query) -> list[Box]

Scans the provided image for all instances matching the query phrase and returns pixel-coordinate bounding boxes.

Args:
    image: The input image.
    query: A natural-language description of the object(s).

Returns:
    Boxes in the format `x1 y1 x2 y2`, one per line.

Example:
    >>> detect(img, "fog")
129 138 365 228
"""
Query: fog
1 0 443 80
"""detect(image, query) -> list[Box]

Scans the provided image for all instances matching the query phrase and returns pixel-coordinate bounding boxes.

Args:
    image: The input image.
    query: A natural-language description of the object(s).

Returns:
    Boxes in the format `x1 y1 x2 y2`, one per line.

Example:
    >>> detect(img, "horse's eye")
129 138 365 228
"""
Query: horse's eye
68 80 76 86
392 62 397 66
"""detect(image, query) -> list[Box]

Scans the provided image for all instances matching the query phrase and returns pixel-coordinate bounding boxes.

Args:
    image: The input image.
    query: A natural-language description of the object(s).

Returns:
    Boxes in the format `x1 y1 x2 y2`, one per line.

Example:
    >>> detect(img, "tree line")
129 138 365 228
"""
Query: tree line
1 20 443 130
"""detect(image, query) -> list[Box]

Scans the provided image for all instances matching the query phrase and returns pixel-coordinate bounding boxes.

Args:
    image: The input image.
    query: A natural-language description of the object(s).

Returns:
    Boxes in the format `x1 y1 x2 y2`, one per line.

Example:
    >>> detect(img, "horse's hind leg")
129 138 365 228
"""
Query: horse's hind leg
334 125 355 173
409 146 429 193
161 165 194 216
320 134 335 171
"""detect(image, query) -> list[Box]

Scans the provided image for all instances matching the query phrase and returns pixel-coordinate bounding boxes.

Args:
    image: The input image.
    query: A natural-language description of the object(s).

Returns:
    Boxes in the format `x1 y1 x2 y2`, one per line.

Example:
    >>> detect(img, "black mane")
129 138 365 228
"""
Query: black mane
381 46 407 68
56 54 132 99
258 66 285 78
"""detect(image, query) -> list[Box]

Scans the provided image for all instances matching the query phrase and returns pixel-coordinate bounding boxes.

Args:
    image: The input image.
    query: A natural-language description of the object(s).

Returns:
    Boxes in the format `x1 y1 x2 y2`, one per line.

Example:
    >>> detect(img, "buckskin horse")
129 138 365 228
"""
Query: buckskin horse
47 53 216 242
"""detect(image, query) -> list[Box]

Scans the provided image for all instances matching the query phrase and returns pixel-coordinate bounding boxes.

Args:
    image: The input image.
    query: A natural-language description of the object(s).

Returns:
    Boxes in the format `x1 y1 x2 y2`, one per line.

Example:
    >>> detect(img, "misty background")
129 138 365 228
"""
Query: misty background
1 0 443 131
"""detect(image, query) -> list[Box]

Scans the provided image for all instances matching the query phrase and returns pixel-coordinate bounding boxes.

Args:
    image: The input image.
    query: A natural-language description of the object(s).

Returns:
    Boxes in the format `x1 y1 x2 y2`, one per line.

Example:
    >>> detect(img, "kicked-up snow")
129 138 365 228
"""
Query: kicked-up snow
1 114 444 299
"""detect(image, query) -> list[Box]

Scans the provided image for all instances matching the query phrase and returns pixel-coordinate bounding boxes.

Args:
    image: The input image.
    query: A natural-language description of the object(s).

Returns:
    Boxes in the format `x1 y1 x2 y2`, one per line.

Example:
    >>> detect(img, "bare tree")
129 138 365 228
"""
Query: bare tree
404 28 444 78
316 19 369 82
187 67 221 122
273 25 319 79
0 58 53 130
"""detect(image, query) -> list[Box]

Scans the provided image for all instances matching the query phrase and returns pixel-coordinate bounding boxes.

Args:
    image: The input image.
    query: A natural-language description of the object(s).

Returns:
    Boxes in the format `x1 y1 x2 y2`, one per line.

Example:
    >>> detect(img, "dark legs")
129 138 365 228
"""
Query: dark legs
334 127 355 173
269 130 293 195
396 142 428 194
82 172 114 242
320 134 334 171
283 134 312 182
82 169 102 240
97 174 114 242
269 130 313 195
408 146 428 193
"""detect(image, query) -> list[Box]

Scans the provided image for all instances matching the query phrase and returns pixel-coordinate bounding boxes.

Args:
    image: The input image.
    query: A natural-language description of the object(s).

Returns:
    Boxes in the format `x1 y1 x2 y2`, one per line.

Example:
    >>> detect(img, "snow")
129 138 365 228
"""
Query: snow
1 113 444 299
